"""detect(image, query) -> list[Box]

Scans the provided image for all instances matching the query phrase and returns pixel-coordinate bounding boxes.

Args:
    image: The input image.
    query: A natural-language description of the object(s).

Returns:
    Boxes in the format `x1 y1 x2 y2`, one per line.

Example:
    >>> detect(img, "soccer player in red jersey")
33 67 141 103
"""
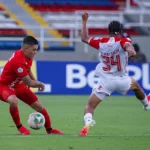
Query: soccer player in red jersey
79 12 150 136
0 36 63 135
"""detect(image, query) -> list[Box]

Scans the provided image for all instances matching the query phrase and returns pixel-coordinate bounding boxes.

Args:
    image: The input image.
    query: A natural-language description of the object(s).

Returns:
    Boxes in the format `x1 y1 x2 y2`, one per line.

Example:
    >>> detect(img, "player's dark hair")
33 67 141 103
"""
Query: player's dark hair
133 43 140 52
22 35 38 45
108 21 123 35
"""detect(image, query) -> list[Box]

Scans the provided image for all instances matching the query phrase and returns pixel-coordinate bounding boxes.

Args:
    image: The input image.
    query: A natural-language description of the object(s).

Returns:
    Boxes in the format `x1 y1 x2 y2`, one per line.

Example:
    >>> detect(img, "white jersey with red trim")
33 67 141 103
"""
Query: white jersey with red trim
88 36 132 78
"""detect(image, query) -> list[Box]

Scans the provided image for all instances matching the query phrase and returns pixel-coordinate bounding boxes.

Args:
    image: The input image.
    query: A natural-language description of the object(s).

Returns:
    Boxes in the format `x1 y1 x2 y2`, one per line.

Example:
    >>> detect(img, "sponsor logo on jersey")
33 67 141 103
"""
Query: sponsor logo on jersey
17 67 23 73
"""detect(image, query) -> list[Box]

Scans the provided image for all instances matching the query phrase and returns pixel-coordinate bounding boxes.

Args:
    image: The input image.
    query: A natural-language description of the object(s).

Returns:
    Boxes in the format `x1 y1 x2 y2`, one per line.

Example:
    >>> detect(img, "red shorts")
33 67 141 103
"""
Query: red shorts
0 83 38 105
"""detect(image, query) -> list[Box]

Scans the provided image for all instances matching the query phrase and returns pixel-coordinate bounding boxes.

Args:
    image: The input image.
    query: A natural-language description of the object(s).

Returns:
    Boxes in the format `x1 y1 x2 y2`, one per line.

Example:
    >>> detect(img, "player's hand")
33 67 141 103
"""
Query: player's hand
82 12 89 22
38 82 45 92
128 49 136 57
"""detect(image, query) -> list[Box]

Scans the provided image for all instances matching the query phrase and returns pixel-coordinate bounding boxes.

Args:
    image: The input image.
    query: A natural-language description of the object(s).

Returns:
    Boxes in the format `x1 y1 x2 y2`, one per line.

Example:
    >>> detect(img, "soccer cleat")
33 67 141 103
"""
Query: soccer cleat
145 94 150 111
47 128 64 134
79 120 96 136
79 126 89 136
18 126 30 135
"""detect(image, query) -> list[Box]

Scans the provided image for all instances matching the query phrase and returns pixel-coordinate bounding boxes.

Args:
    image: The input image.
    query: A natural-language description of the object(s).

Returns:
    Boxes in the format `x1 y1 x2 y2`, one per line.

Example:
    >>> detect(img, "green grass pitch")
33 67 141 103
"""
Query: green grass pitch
0 95 150 150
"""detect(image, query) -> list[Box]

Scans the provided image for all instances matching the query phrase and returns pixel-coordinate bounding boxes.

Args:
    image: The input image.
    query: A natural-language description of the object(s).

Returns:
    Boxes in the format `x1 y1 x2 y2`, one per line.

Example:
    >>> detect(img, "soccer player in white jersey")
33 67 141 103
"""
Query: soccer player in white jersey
79 12 150 136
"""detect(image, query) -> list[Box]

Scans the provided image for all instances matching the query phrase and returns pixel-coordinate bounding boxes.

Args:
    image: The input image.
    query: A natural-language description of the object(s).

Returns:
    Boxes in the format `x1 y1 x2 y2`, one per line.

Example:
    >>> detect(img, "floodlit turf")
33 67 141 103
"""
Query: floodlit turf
0 95 150 150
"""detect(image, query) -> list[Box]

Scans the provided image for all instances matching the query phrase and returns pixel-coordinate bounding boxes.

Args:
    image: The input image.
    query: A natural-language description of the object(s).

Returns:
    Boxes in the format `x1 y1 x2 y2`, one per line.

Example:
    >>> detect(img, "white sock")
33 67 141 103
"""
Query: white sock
84 113 93 126
141 95 148 106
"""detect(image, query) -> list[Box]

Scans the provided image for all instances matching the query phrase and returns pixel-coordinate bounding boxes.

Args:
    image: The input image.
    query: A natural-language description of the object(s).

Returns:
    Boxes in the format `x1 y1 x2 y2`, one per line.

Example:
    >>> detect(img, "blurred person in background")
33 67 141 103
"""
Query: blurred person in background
121 30 147 63
121 32 131 39
121 24 131 39
129 43 147 63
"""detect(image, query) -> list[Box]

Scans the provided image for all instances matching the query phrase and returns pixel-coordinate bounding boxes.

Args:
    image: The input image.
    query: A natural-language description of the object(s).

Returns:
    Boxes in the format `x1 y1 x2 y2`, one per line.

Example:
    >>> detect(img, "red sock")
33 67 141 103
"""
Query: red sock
9 106 21 127
40 108 52 130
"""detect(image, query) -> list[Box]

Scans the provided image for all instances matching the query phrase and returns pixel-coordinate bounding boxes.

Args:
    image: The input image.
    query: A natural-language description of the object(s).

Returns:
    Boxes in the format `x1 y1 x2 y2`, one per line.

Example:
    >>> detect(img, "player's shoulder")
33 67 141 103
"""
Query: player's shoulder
118 37 132 42
90 37 109 41
11 50 26 64
90 37 110 43
123 37 131 41
100 37 110 43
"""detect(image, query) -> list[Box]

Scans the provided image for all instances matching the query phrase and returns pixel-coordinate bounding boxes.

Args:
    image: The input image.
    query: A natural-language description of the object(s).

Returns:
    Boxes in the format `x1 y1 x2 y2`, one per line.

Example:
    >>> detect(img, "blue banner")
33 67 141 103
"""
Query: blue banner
36 61 150 95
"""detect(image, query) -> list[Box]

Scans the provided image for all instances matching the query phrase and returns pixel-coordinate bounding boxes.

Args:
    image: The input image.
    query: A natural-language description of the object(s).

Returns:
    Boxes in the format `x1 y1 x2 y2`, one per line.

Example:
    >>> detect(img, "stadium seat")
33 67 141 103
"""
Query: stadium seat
0 41 21 50
0 29 26 36
24 0 140 39
0 7 4 11
0 1 140 50
0 5 27 50
26 0 119 12
58 28 139 37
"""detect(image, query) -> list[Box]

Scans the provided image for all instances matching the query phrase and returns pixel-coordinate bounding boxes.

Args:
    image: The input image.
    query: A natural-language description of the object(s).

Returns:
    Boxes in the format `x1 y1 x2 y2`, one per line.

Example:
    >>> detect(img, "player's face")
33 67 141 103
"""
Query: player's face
27 45 38 58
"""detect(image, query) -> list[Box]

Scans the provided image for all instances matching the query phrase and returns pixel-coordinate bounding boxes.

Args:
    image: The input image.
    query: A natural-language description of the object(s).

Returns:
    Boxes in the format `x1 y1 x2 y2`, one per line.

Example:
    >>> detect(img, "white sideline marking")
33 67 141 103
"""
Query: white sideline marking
0 134 150 138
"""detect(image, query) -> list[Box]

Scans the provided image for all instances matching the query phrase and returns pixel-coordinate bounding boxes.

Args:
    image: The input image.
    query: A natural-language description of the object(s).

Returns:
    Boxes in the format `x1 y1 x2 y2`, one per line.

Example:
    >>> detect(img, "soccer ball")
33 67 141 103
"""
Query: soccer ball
27 112 45 130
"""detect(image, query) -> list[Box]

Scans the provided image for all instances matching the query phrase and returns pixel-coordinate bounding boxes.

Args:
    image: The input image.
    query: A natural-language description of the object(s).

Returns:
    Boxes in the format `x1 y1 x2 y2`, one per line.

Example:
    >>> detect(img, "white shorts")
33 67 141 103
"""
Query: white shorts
92 75 132 100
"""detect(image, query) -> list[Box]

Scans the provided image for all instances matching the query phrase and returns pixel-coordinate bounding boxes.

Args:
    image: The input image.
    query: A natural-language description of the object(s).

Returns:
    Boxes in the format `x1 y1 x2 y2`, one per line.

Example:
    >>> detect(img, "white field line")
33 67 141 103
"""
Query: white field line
0 134 150 138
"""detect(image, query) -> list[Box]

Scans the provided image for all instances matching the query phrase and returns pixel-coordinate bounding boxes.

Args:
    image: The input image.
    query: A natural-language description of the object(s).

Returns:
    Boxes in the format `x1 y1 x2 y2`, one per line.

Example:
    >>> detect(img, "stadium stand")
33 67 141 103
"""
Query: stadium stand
16 0 70 48
0 4 24 49
28 1 119 12
0 0 146 50
0 3 38 50
26 0 139 38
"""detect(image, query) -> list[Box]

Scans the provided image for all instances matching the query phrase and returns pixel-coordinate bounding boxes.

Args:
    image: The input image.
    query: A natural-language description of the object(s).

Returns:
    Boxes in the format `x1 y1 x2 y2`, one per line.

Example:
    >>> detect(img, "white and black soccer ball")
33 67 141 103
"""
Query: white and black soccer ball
27 112 45 130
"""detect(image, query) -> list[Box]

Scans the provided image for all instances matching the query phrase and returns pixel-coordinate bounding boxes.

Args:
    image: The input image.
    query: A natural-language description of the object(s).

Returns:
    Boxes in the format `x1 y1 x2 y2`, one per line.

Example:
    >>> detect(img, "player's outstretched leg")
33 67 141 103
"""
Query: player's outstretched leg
79 93 102 136
40 107 64 134
130 78 149 110
30 101 64 134
8 95 30 135
146 94 150 110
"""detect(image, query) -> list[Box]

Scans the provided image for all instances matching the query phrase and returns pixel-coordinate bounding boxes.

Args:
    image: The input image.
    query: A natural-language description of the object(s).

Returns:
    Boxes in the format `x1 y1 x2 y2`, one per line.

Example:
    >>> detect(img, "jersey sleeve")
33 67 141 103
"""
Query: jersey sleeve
120 38 132 49
13 63 28 78
88 37 102 50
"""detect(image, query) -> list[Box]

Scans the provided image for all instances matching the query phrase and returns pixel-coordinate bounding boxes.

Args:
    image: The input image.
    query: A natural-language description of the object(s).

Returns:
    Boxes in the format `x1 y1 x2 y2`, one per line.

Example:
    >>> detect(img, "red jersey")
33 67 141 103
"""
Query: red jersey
0 50 32 88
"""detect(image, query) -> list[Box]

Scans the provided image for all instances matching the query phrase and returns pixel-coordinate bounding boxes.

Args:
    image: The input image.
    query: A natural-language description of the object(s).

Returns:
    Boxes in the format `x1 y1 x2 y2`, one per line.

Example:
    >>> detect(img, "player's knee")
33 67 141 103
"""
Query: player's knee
130 79 141 91
30 101 43 112
7 95 18 107
133 82 141 91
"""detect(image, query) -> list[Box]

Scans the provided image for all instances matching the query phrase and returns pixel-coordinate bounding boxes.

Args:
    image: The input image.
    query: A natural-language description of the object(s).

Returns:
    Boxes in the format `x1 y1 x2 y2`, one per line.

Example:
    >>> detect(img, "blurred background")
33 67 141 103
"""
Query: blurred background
0 0 149 61
0 0 149 95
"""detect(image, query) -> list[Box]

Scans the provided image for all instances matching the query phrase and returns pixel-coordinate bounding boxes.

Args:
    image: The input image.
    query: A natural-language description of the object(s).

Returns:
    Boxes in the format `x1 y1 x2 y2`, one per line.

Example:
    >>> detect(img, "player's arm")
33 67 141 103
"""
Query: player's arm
13 63 44 91
81 12 100 50
123 42 136 57
29 69 36 80
81 12 90 43
22 75 45 91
